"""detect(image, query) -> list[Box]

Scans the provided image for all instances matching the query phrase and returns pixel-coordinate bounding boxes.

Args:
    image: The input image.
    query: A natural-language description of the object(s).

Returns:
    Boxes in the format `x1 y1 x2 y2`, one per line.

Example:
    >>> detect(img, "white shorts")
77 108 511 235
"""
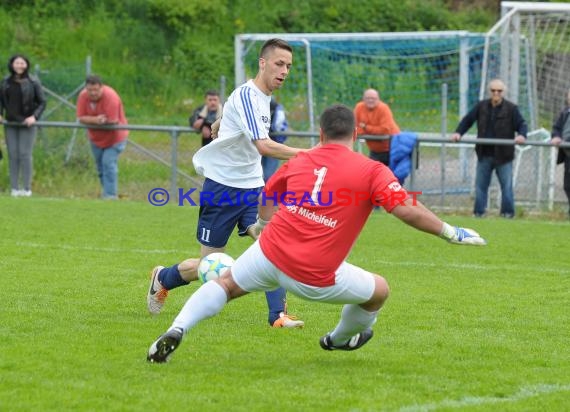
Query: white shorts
231 241 376 304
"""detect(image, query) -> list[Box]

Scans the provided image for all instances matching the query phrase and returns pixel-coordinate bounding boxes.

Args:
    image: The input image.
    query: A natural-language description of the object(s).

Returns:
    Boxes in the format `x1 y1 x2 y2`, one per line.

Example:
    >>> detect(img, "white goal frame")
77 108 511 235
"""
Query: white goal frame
481 1 570 127
235 31 475 132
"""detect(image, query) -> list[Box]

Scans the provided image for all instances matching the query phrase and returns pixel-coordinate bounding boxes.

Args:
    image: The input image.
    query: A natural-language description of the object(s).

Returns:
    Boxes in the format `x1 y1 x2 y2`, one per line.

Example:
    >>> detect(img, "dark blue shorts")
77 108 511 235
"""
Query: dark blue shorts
196 178 262 248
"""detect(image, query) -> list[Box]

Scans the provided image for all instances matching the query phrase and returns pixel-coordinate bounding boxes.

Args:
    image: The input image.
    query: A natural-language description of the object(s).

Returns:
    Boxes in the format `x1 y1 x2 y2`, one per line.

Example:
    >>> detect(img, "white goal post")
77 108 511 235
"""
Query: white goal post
481 2 570 210
235 31 485 134
482 1 570 129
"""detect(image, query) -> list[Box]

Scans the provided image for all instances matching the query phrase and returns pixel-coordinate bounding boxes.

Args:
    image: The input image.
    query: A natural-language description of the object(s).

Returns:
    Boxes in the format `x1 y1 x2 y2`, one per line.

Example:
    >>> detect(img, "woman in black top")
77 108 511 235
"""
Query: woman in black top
0 54 46 196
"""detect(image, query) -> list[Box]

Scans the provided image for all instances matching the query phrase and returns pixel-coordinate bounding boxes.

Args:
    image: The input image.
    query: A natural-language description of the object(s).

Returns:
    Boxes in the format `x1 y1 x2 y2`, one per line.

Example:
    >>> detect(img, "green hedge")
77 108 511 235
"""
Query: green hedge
0 0 495 123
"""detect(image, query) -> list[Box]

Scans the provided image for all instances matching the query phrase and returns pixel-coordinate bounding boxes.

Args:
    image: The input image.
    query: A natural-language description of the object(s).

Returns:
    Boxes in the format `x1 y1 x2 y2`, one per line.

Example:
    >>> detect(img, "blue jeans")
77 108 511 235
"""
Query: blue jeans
474 156 514 216
564 154 570 215
90 140 127 198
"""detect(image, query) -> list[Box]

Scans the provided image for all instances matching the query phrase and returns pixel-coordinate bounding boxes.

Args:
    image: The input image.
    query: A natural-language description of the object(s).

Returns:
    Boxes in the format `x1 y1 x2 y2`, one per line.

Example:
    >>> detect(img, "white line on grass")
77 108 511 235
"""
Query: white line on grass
8 241 569 274
12 241 182 255
368 258 570 275
399 383 570 412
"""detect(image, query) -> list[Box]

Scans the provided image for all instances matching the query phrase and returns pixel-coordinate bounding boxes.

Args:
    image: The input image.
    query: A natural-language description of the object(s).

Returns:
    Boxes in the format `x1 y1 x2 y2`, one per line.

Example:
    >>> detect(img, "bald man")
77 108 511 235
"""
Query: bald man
354 88 400 167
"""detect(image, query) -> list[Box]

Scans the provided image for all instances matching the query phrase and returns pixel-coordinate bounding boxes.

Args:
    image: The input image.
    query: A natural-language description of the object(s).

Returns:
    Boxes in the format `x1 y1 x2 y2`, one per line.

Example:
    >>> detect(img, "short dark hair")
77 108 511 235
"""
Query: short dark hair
85 74 103 86
259 38 292 58
320 104 355 141
205 89 219 97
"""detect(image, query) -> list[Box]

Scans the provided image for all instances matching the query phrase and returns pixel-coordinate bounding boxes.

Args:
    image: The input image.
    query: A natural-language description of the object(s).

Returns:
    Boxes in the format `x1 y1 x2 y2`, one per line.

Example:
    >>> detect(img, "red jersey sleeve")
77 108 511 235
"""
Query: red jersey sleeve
368 161 409 212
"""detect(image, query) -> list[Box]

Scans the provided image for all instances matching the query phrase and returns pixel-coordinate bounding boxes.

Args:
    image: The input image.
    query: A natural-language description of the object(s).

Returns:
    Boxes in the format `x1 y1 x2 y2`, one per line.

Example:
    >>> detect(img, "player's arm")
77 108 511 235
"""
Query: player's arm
235 88 304 157
253 138 305 160
259 200 277 222
391 198 486 245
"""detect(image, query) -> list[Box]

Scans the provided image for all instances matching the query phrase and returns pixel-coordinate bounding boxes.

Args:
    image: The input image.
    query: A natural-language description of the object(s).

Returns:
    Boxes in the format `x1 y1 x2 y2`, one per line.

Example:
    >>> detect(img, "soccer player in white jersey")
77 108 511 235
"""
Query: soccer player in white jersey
147 104 486 363
147 38 307 328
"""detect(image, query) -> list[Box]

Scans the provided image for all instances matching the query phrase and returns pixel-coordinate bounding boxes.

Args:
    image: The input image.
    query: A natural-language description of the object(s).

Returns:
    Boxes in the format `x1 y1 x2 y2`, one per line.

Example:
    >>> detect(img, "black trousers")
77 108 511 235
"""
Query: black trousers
369 150 390 167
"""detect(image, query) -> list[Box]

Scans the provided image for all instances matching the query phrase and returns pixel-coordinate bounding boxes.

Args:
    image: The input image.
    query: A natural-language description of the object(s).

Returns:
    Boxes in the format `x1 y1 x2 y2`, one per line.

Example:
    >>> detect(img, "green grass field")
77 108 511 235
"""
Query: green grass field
1 195 569 411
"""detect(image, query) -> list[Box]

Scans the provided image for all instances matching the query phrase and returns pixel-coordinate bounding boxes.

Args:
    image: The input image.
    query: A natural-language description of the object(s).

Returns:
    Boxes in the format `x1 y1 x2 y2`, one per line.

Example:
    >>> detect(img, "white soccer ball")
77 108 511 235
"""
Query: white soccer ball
197 252 235 283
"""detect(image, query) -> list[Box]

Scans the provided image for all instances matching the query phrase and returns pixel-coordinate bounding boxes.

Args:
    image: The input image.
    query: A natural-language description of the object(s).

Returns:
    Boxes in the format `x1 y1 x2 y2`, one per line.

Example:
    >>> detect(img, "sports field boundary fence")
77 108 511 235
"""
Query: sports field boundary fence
1 120 568 215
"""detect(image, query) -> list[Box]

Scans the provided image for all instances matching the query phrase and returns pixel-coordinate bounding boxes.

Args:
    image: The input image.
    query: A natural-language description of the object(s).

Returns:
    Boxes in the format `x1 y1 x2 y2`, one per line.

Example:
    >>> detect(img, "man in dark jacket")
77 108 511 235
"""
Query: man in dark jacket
550 88 570 217
190 90 223 147
451 79 527 218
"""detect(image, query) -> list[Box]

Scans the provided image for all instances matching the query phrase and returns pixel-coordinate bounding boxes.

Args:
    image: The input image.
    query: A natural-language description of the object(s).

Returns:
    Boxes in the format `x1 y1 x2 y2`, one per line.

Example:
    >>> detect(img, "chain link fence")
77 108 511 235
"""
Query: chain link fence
398 131 567 215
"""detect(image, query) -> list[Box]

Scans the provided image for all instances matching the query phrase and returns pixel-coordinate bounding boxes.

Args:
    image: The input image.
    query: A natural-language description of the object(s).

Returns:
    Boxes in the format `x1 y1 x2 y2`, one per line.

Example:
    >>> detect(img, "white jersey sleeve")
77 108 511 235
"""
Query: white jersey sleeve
219 81 271 141
234 86 271 140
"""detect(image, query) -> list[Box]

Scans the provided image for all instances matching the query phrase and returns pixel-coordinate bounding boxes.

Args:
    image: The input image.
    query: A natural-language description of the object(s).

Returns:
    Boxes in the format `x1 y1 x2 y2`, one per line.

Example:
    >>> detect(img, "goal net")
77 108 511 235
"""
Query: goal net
235 32 487 134
482 1 570 129
235 2 570 210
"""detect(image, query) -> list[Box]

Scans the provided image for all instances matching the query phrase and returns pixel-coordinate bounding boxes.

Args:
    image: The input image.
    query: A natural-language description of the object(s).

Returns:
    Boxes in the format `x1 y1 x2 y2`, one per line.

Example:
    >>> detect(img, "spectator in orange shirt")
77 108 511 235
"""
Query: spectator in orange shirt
354 88 400 167
76 75 128 199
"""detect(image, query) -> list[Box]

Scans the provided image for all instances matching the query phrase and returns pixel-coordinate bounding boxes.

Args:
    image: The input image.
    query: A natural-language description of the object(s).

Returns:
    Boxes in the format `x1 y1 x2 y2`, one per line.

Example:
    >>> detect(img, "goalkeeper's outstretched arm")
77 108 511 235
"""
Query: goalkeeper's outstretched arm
391 198 486 246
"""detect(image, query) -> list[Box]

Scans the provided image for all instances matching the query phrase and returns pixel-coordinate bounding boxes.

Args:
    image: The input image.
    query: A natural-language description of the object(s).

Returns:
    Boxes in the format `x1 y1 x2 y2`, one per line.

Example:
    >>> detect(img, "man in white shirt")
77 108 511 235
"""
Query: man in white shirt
147 39 306 328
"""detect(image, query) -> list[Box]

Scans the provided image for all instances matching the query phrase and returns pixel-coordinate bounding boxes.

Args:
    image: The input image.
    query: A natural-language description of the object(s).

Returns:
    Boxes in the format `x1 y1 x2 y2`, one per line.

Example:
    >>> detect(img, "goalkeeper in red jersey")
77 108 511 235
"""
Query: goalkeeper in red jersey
148 104 486 363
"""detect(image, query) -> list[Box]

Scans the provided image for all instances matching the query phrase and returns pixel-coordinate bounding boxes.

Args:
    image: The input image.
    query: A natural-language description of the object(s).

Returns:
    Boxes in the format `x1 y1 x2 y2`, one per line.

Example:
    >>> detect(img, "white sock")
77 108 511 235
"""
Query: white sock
171 281 228 333
329 304 378 346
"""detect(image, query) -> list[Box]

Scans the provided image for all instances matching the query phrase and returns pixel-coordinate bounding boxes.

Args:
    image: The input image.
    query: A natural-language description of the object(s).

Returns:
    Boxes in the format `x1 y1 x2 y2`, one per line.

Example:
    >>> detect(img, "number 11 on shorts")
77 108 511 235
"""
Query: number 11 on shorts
200 228 211 243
